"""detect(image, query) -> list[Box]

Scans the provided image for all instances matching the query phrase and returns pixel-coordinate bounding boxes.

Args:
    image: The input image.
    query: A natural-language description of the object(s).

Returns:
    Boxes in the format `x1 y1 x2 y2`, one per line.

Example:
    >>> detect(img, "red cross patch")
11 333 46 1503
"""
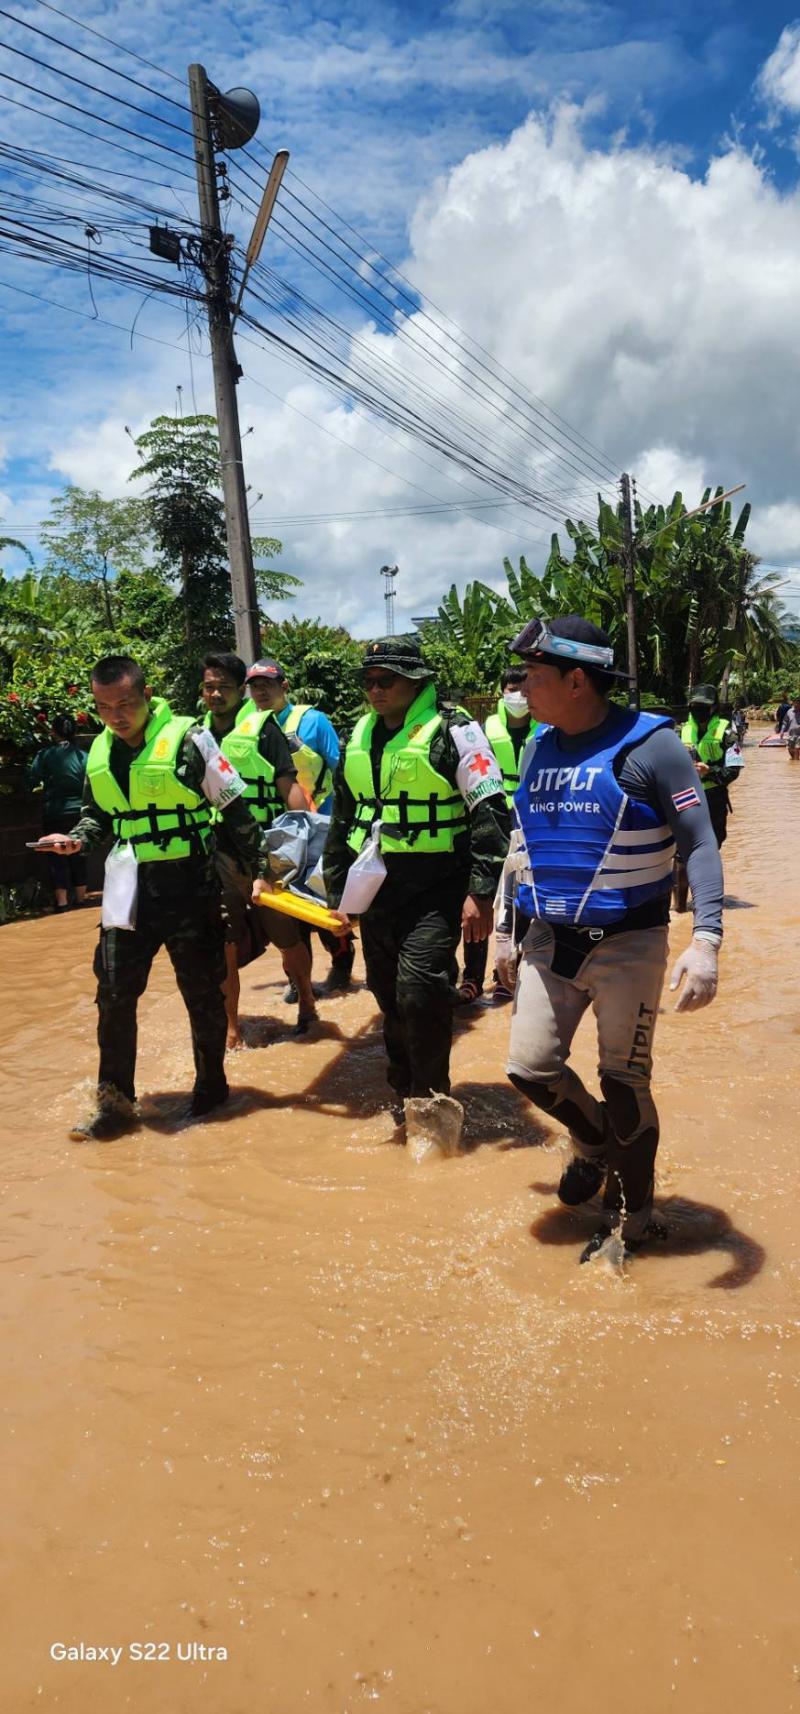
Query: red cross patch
468 753 492 776
216 755 234 775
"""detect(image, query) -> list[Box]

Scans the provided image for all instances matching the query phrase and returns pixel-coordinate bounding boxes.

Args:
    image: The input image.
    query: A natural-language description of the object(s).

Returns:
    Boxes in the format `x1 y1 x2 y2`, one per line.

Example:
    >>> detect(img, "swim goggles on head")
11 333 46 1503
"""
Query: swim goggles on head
509 617 616 670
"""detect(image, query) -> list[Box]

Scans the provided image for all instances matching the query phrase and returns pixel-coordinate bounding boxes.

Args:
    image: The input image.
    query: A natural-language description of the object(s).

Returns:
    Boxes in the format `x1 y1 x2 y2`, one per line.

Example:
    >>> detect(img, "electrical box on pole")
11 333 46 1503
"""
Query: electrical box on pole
188 62 261 664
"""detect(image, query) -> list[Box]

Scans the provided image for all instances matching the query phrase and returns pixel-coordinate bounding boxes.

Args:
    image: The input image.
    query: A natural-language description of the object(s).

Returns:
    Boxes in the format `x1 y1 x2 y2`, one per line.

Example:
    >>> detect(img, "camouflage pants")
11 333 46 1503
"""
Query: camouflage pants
93 881 227 1104
360 882 466 1100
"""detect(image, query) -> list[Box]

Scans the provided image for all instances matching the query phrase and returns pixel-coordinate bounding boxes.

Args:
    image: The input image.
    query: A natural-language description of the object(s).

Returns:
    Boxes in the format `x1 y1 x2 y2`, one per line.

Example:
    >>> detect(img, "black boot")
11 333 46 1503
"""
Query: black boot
188 1080 229 1119
558 1155 606 1206
70 1083 138 1142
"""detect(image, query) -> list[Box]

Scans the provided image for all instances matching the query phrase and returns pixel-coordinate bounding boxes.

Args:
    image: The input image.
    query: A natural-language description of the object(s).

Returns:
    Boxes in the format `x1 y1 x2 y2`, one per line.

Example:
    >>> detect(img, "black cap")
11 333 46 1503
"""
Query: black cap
361 635 433 681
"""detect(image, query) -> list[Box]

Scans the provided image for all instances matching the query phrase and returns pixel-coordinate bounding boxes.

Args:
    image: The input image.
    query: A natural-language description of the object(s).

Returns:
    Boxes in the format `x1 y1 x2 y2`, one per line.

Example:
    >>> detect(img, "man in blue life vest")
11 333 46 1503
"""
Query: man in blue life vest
456 664 538 1007
36 654 264 1141
200 652 317 1045
499 616 724 1262
244 656 356 997
324 635 510 1122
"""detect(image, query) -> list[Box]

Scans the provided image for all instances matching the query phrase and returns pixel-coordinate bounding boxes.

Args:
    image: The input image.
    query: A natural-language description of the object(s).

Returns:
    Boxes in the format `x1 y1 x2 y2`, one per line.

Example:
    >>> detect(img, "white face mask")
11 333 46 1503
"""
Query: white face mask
503 690 529 717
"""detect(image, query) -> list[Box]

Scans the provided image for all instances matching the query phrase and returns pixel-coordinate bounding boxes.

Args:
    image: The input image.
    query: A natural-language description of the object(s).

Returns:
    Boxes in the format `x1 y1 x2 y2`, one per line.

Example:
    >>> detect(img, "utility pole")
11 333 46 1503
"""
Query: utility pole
188 64 261 663
619 472 639 710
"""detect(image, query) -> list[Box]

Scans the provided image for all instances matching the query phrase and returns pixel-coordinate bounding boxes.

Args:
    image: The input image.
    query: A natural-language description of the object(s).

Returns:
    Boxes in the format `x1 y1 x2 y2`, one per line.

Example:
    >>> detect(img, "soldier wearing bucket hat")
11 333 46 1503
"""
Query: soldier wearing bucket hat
324 634 510 1138
499 615 725 1262
680 684 743 848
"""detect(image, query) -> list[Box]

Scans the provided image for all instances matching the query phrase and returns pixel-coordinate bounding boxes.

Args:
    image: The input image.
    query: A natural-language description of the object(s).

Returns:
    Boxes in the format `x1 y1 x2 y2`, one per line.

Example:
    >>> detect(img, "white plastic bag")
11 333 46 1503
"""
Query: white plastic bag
338 821 387 916
101 841 138 931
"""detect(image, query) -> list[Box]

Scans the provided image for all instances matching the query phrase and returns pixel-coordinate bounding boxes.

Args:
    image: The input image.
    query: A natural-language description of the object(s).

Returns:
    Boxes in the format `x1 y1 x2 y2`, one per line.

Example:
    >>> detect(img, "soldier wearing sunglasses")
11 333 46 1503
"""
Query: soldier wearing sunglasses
324 635 510 1129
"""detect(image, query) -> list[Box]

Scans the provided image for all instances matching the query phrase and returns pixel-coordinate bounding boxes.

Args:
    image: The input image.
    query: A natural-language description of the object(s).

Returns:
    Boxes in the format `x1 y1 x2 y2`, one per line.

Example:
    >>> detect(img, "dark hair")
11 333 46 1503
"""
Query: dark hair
91 654 145 692
501 666 527 690
549 658 616 697
202 652 246 687
52 713 77 740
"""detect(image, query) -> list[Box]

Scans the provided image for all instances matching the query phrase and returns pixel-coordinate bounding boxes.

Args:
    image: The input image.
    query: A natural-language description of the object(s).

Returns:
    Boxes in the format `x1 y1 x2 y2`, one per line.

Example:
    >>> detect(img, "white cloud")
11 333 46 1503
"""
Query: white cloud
757 23 800 114
6 101 800 635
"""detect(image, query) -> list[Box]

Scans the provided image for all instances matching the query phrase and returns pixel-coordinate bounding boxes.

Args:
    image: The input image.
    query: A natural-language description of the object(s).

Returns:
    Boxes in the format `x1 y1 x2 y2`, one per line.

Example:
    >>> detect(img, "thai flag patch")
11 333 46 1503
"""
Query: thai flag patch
671 786 701 813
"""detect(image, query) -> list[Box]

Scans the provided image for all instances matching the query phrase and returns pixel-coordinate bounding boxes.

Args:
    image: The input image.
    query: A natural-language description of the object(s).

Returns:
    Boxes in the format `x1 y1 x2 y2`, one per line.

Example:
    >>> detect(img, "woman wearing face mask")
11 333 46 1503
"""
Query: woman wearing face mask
455 669 539 1006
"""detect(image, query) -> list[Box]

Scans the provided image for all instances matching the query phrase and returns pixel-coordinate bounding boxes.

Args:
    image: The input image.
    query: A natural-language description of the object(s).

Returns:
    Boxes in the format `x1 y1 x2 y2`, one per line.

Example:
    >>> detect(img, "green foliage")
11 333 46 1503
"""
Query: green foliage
41 486 150 628
259 616 366 731
418 489 793 705
129 414 299 704
0 418 303 743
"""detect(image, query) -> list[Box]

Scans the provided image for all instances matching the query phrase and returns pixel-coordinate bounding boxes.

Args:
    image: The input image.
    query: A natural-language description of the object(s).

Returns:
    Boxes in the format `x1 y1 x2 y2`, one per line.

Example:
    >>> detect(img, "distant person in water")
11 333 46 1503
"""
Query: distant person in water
28 714 88 912
779 694 800 759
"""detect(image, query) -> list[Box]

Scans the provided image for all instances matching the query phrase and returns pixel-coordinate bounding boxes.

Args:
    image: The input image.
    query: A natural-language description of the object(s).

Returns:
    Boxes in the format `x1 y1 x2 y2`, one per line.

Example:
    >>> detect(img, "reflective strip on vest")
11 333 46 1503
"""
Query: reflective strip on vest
283 703 333 807
343 682 467 855
681 715 728 792
86 697 211 863
513 712 676 926
221 709 280 827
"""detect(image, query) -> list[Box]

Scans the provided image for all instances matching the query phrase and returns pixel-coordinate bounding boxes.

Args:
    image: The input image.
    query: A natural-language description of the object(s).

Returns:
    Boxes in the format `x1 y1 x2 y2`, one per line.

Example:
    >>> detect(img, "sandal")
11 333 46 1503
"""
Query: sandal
454 978 483 1007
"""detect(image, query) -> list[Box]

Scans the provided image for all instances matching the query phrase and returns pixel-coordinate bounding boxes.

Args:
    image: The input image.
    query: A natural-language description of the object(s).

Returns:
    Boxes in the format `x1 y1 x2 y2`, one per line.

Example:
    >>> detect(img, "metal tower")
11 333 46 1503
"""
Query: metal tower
381 564 399 635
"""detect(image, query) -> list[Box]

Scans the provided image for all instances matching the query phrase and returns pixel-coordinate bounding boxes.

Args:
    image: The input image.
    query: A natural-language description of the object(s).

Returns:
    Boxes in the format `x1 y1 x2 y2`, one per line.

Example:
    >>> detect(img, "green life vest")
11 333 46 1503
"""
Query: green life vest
680 714 728 792
343 682 468 855
485 701 537 807
202 700 250 734
86 697 212 863
220 707 280 827
282 703 333 808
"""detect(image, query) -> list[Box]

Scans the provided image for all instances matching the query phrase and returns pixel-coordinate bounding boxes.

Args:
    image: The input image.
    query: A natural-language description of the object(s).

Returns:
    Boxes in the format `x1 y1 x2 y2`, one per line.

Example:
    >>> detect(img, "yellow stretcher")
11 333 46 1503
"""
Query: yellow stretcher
255 888 353 935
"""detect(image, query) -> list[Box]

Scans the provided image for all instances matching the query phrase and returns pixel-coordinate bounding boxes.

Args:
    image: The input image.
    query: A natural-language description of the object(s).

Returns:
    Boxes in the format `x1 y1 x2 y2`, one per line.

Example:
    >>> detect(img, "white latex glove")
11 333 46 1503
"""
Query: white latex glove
494 933 519 995
669 937 719 1013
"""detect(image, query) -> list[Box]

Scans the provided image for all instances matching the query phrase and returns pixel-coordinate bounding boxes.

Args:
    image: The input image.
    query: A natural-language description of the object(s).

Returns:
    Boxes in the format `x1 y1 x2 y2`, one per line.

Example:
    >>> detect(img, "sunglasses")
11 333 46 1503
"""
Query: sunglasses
363 672 398 689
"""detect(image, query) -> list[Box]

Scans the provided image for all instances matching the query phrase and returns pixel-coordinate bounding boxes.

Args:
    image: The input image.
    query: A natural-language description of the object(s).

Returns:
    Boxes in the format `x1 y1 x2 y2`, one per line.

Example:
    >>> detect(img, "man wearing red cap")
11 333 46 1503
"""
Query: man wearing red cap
244 658 355 997
200 652 315 1044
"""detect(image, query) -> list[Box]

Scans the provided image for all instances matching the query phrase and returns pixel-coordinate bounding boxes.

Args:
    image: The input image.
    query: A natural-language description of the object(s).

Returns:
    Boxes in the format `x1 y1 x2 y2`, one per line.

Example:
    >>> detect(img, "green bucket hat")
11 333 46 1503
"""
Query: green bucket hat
687 684 718 707
361 634 433 680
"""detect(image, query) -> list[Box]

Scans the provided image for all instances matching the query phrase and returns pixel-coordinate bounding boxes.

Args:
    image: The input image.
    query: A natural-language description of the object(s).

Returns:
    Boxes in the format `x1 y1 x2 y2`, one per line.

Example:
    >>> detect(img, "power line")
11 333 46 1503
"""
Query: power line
0 27 193 140
0 65 198 176
0 87 196 185
0 280 546 553
29 0 186 90
238 263 594 520
230 169 612 510
245 144 661 505
8 0 653 510
0 4 192 118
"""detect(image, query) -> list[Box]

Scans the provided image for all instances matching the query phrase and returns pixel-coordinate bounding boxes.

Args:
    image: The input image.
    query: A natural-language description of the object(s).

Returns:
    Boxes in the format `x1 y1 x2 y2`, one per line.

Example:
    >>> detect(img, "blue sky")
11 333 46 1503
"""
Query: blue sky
1 0 800 629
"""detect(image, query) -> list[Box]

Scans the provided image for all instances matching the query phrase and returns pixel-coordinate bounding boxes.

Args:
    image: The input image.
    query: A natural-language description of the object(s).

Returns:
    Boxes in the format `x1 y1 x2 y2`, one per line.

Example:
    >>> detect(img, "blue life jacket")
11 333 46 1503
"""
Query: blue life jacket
513 711 676 927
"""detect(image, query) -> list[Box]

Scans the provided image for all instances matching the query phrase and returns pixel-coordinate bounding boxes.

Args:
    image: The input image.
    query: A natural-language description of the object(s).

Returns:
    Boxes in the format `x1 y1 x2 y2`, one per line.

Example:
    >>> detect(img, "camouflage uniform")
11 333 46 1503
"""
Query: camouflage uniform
324 638 510 1101
72 729 261 1107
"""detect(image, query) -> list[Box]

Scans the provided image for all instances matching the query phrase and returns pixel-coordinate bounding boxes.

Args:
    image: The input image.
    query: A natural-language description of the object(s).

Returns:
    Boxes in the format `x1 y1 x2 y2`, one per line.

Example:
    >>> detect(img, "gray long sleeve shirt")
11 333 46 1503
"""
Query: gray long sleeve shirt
501 710 724 939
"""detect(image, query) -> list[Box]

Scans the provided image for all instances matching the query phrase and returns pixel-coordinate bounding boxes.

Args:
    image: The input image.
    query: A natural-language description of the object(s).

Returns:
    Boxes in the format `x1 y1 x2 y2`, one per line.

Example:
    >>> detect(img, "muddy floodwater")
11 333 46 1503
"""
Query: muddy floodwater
2 737 799 1714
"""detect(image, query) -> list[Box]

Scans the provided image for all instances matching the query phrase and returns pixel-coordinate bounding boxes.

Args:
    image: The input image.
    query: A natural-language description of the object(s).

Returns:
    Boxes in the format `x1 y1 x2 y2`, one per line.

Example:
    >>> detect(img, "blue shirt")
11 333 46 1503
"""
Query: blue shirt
276 702 340 814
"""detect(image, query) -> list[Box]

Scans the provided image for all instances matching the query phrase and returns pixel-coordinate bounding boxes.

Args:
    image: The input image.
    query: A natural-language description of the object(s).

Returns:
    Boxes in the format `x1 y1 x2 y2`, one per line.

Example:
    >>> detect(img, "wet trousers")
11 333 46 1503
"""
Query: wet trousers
93 883 227 1104
360 883 466 1100
507 923 668 1239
